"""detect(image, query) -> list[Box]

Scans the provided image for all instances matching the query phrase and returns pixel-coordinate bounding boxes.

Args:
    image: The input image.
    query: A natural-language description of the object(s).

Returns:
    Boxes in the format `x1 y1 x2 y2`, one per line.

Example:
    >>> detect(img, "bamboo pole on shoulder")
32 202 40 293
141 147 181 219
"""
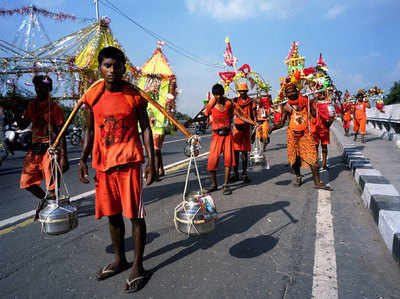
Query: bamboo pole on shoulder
52 79 193 149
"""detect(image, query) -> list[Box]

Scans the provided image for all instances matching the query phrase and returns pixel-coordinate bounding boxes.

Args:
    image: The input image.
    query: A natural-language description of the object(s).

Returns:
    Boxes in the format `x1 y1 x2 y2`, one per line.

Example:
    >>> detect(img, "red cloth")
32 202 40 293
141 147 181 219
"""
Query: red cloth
260 97 271 112
232 96 253 152
20 151 54 190
204 99 233 131
83 85 145 172
207 134 235 171
24 98 64 143
233 96 254 125
273 111 282 125
205 99 235 171
95 164 144 219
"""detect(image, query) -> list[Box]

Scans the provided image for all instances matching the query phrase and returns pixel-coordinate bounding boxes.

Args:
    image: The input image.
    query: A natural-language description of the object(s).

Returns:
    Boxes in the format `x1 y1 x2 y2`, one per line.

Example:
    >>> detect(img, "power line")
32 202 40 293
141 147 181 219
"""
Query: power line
99 0 225 69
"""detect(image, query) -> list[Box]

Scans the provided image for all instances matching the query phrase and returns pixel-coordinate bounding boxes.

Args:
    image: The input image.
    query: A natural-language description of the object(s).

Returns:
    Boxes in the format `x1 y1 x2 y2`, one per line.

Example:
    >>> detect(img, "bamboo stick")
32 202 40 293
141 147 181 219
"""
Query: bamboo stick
52 79 193 148
52 79 104 148
126 82 193 139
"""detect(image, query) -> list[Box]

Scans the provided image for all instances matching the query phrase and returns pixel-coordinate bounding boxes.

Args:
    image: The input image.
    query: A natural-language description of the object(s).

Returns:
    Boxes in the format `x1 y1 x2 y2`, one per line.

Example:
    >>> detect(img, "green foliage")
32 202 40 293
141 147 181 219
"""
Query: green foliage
175 111 191 120
384 81 400 105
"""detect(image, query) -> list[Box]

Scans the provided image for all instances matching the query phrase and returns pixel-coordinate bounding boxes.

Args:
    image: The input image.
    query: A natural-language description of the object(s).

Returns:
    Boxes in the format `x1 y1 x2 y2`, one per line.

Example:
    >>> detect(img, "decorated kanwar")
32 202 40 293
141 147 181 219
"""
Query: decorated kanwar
137 41 178 179
270 42 331 190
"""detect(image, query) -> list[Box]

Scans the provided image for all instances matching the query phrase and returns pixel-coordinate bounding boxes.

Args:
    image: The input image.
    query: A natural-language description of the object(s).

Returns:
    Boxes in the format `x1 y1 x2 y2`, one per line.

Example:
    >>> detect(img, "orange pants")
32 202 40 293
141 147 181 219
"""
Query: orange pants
20 151 54 190
256 121 269 141
207 133 235 171
353 117 367 134
233 125 251 152
343 119 350 129
312 130 330 145
95 163 144 219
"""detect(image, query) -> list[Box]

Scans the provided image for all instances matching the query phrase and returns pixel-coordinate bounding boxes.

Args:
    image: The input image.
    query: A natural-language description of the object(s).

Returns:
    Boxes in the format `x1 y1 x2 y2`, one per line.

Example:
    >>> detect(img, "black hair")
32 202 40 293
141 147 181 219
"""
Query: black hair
98 46 126 66
212 84 224 96
32 75 53 91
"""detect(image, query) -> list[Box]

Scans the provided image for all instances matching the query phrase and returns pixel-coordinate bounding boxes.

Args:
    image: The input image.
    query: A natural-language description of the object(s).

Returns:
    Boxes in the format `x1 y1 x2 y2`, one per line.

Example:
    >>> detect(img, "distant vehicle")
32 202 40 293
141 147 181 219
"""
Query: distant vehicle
4 122 32 154
70 126 82 146
195 122 207 135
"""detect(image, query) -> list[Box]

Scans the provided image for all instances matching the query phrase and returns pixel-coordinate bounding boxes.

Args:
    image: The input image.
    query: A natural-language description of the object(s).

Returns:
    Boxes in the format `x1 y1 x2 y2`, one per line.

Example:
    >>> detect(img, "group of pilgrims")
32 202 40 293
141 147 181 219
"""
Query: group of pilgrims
10 44 372 293
186 78 372 195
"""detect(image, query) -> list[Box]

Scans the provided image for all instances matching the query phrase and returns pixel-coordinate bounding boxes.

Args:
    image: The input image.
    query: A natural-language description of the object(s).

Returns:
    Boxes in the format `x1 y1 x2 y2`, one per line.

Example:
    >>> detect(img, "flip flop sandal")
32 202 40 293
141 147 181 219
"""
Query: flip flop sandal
124 271 151 293
203 185 218 194
241 175 251 184
223 185 232 195
293 177 302 187
96 262 132 281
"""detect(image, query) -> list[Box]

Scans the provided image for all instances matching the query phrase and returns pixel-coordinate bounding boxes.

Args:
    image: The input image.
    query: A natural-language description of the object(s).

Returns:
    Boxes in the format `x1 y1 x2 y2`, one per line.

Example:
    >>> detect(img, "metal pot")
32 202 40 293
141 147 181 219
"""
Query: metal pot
250 152 265 166
39 197 78 235
174 191 217 235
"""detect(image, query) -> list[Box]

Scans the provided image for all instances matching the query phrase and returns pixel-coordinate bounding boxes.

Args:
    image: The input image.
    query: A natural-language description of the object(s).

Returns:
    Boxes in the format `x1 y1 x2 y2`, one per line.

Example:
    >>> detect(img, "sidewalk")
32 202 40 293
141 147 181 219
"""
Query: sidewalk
331 120 400 264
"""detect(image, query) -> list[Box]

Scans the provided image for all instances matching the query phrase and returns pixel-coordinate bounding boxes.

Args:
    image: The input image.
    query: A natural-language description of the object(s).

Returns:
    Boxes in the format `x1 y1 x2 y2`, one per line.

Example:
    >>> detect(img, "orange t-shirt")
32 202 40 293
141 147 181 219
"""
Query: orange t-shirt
233 96 254 125
205 99 233 131
23 98 64 143
84 88 145 172
354 102 368 120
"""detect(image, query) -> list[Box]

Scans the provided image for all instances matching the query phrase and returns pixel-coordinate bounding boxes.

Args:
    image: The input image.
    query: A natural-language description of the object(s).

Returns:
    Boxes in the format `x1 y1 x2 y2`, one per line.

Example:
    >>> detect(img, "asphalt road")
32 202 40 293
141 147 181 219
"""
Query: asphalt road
1 128 400 298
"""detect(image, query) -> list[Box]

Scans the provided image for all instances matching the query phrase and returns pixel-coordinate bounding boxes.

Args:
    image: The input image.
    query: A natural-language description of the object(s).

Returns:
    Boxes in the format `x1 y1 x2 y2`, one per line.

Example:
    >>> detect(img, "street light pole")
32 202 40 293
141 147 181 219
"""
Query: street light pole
94 0 99 21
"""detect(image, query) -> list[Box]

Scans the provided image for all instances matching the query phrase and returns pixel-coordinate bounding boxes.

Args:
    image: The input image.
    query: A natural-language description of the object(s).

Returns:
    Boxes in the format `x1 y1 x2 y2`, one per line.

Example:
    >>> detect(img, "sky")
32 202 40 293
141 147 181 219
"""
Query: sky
0 0 400 115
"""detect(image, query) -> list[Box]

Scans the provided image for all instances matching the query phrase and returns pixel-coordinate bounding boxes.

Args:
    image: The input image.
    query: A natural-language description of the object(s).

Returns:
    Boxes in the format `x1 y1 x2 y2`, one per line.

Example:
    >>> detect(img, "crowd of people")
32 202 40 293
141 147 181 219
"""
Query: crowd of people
5 45 373 293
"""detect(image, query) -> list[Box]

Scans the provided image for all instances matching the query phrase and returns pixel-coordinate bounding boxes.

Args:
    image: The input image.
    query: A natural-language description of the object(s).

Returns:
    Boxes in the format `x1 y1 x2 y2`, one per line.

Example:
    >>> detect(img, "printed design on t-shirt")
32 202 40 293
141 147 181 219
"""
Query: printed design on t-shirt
100 115 130 147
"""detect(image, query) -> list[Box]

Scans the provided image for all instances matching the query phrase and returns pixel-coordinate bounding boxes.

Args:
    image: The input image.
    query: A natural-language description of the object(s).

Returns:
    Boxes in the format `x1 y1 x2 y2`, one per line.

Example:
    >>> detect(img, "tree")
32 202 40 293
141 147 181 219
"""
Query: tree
384 81 400 105
175 111 191 120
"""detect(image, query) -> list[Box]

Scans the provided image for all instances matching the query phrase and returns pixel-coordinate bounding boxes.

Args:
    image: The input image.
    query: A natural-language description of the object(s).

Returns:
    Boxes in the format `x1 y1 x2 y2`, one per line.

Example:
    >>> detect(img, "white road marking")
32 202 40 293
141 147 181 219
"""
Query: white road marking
312 188 338 298
0 152 210 229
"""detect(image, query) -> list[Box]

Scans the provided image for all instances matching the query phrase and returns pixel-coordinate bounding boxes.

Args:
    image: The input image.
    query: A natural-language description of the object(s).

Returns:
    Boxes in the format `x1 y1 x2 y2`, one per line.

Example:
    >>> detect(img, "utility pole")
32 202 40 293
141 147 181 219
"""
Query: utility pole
94 0 99 21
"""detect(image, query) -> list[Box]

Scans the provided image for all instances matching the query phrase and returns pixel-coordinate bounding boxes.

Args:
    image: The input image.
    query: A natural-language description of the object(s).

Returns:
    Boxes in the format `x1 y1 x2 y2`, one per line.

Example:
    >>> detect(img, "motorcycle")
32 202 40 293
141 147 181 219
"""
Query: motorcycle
195 122 207 135
70 126 82 146
4 122 32 154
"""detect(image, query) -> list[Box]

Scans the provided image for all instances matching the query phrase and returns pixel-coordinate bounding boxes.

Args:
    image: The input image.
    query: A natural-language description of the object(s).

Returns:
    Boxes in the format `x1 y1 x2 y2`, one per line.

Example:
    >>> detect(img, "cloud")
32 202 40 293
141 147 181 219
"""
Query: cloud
185 0 305 20
324 4 347 19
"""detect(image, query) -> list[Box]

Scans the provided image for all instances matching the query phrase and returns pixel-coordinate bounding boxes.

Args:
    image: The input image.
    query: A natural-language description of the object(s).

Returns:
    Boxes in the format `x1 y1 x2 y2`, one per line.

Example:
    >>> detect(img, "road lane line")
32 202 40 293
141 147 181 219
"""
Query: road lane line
0 152 210 231
312 187 338 298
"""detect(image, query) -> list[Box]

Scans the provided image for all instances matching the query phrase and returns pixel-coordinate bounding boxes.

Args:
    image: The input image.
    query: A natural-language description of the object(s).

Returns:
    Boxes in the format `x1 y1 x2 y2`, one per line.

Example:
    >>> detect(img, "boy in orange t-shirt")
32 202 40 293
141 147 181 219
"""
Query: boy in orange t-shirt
79 47 156 293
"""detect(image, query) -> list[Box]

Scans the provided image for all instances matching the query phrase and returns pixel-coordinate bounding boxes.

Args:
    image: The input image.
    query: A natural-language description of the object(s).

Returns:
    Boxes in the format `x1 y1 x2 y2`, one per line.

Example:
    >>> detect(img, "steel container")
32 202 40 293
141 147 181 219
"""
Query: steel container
174 191 217 235
39 197 78 235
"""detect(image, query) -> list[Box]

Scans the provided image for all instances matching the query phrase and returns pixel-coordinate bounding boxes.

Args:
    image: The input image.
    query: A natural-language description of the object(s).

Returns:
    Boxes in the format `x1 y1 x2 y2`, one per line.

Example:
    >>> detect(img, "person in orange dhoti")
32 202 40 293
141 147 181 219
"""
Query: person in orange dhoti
270 82 331 190
352 93 371 143
232 82 256 183
203 83 256 195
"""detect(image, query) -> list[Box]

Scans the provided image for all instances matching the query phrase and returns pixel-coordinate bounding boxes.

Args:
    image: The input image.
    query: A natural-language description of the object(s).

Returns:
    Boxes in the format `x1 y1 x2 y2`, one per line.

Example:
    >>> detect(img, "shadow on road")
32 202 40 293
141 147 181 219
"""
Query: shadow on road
142 201 293 273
